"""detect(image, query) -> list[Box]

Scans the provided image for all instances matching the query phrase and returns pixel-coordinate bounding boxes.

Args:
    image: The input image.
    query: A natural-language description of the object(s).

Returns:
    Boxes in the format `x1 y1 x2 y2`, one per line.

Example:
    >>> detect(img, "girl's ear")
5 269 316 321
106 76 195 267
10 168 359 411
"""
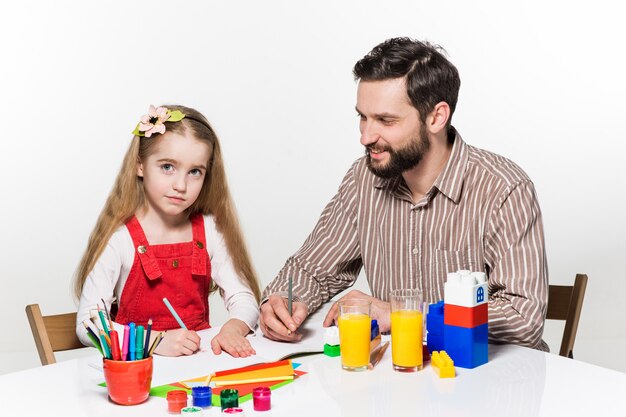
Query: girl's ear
136 159 144 178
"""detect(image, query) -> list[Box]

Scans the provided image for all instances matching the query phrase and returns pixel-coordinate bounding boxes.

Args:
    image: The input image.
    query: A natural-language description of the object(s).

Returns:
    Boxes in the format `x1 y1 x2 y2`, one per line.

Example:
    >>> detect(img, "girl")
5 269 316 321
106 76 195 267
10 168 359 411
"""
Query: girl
74 105 261 357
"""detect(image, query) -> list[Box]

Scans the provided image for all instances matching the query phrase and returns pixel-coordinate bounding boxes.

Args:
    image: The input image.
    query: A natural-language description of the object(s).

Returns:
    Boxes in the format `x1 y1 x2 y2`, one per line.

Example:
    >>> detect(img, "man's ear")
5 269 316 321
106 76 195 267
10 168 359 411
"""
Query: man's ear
137 159 144 178
426 101 450 134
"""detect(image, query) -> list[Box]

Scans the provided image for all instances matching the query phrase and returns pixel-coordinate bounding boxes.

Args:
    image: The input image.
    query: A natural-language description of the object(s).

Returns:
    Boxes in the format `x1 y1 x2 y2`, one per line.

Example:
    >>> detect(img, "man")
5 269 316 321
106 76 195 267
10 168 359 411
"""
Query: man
260 37 548 350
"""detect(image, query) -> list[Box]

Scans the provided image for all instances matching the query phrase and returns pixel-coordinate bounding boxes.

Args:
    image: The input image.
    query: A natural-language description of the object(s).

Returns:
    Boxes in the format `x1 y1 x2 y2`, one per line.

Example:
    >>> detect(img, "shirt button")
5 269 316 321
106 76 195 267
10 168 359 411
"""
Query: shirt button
196 241 204 249
137 245 147 254
412 248 418 255
172 259 179 268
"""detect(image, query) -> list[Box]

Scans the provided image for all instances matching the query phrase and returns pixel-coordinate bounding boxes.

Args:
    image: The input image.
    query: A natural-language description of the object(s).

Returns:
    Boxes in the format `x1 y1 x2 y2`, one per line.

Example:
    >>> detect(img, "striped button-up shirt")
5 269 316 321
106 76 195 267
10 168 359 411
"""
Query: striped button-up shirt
264 131 548 349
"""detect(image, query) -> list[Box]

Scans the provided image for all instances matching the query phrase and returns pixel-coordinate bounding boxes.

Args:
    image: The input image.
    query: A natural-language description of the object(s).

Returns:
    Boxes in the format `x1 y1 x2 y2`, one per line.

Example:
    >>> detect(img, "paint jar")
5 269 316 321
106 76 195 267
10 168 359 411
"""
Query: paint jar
220 389 239 411
252 387 271 411
167 390 188 414
222 407 245 415
102 356 153 405
192 386 212 408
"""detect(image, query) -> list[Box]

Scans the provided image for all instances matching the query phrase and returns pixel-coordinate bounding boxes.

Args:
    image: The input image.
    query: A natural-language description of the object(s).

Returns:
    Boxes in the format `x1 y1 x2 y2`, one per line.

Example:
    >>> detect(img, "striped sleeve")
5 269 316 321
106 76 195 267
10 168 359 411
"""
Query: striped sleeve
262 163 363 313
484 180 549 349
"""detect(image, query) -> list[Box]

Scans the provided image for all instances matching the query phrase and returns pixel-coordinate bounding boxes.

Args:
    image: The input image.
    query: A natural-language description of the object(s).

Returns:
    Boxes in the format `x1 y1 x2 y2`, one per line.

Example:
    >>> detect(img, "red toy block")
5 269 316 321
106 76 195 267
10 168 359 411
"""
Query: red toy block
444 303 487 328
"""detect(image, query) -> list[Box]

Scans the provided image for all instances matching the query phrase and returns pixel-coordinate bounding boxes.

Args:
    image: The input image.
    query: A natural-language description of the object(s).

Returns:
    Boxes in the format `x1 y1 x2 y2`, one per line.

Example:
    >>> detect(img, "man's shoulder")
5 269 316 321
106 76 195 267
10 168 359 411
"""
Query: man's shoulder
465 143 533 187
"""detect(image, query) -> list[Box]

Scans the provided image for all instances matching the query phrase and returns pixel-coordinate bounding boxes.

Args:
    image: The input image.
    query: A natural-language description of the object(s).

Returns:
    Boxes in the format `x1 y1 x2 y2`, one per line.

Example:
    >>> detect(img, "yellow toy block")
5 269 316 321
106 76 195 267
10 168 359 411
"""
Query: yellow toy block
431 350 455 378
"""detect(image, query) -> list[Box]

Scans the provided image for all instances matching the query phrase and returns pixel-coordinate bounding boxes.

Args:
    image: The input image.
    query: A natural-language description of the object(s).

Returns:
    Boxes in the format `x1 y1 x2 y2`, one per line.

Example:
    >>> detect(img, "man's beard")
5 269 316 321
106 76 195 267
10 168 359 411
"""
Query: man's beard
366 125 430 179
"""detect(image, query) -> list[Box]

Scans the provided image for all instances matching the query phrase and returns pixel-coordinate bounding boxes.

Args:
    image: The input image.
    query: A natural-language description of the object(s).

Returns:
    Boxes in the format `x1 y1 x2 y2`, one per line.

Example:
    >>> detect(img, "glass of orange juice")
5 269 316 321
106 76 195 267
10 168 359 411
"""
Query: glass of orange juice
337 299 371 371
390 289 423 372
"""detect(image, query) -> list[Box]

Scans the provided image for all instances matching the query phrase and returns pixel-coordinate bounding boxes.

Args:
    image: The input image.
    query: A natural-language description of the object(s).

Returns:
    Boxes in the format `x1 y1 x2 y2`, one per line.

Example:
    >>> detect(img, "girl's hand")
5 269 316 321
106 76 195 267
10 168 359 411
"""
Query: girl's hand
154 328 201 357
210 319 256 358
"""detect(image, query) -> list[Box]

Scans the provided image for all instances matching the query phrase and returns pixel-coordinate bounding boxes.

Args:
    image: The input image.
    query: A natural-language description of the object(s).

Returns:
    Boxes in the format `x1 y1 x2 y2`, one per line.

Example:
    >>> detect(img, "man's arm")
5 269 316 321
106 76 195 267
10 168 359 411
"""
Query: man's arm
261 163 363 339
485 180 549 349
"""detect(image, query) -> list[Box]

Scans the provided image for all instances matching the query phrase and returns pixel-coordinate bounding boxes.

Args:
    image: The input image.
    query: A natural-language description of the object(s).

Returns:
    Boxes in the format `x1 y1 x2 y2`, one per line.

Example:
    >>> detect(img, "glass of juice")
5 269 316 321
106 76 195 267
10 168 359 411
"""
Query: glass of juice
337 299 372 371
390 289 423 372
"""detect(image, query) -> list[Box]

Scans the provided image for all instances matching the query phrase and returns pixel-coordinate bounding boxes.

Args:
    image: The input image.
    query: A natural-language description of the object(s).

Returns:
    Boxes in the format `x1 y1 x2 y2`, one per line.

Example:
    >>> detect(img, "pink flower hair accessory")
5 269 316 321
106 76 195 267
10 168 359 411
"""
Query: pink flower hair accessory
132 105 186 137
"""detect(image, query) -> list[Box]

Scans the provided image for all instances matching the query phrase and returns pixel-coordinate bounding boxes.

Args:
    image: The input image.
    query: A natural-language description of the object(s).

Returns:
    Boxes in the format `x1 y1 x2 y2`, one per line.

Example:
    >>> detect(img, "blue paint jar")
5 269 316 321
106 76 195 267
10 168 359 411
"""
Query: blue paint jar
192 386 212 408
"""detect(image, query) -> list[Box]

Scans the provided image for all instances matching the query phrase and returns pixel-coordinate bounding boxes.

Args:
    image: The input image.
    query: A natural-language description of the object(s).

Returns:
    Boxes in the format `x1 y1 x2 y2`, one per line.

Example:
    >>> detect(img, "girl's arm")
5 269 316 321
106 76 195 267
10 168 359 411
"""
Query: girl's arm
75 229 134 346
205 216 259 331
205 215 259 357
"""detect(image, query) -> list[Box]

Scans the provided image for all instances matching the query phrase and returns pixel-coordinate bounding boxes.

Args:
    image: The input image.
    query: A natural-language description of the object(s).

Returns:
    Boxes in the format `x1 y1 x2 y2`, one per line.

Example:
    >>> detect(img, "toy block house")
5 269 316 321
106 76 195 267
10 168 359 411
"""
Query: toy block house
443 270 488 369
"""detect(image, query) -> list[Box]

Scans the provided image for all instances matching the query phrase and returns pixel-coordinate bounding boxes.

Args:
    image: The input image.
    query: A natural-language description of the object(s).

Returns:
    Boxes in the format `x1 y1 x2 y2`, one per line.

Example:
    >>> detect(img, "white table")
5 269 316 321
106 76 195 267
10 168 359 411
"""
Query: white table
2 319 625 416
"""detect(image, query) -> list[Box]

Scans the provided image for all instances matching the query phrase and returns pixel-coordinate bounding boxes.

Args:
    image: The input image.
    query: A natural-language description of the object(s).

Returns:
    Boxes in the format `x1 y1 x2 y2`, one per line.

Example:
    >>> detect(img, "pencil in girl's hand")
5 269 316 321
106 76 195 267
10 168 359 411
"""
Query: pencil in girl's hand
143 319 152 358
82 322 103 356
109 330 122 361
162 298 187 329
99 329 111 359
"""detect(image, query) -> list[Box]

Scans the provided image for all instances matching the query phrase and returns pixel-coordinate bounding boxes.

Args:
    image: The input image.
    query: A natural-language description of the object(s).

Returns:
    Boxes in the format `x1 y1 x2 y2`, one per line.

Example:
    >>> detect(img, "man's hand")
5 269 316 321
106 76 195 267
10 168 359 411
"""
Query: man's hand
259 294 309 342
323 290 391 332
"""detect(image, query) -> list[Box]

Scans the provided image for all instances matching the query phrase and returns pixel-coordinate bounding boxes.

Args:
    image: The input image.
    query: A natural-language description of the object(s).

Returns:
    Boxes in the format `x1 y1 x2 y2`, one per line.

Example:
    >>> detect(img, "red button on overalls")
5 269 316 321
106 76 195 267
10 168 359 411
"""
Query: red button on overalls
115 214 211 331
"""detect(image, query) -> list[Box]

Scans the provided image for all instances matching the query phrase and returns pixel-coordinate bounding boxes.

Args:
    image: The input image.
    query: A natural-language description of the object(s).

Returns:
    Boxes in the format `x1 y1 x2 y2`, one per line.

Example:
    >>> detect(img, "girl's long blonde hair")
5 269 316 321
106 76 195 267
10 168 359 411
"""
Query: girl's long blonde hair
73 105 261 303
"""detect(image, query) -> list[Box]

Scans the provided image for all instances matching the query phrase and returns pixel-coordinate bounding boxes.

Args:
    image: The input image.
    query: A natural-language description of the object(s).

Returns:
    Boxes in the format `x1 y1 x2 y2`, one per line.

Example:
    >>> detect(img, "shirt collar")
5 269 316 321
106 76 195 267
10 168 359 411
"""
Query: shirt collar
373 128 468 205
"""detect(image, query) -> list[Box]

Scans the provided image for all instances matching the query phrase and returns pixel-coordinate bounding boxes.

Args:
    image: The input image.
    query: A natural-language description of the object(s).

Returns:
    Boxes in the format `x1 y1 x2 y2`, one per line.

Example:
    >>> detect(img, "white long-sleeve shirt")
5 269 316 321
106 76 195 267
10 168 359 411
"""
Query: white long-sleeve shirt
76 215 259 346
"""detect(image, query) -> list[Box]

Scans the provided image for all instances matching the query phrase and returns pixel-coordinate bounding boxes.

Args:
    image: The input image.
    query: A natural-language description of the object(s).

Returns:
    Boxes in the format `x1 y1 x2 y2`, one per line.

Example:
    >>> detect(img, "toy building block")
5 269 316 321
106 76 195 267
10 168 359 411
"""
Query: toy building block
427 301 445 353
370 319 381 352
323 326 340 357
431 350 455 378
444 303 488 328
443 323 488 369
444 271 488 307
324 344 341 357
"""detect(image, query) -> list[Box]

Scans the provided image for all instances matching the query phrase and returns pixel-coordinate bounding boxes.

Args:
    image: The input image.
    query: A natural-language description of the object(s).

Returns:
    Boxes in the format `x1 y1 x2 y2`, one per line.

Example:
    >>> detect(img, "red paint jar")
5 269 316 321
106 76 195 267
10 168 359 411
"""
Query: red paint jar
167 390 189 414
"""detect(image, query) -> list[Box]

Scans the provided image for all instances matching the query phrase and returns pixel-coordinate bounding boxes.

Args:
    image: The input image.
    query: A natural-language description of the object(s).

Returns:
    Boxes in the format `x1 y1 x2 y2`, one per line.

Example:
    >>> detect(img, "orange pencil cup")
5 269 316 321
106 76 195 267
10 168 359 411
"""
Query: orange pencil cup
103 357 153 405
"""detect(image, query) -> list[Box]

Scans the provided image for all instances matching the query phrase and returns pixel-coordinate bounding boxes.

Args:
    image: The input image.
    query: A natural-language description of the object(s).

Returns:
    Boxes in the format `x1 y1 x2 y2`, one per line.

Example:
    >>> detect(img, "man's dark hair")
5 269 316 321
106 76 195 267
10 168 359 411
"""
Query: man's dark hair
353 37 460 129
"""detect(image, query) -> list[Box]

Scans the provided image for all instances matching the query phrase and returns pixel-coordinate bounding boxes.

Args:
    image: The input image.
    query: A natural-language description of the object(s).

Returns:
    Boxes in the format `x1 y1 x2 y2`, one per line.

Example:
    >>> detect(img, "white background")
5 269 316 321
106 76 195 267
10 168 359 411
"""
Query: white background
1 1 624 374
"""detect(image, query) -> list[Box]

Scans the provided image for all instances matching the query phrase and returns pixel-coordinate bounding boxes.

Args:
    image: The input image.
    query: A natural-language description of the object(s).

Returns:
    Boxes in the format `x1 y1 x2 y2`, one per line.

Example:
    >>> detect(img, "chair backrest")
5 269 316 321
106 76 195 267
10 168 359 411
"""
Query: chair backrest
546 273 588 358
25 304 84 366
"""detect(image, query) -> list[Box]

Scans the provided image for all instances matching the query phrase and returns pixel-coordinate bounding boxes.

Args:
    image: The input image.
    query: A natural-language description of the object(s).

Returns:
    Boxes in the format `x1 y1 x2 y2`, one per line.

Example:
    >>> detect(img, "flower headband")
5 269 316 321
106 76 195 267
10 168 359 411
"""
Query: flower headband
132 105 185 137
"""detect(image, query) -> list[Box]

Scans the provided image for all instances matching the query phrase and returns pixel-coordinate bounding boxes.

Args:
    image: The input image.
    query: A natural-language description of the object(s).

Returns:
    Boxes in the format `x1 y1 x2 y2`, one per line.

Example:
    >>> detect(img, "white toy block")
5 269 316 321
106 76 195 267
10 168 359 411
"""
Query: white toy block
444 270 488 307
324 326 340 346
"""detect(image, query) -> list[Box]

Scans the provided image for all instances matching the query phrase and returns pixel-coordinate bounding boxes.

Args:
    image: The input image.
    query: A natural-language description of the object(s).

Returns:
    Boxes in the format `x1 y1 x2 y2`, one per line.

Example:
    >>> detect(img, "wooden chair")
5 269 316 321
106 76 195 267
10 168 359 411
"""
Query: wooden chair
546 273 588 358
25 304 84 366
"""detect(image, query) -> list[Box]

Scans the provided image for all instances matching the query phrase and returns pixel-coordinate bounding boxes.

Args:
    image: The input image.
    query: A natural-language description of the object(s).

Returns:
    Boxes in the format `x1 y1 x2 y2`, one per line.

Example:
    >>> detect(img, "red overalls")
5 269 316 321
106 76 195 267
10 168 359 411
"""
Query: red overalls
115 214 212 331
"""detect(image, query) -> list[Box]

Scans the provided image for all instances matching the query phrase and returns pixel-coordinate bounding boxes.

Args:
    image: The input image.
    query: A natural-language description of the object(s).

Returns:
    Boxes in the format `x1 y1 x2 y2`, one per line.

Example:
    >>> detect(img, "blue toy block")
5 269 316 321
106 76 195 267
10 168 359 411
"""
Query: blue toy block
443 323 488 369
427 333 444 354
427 301 444 335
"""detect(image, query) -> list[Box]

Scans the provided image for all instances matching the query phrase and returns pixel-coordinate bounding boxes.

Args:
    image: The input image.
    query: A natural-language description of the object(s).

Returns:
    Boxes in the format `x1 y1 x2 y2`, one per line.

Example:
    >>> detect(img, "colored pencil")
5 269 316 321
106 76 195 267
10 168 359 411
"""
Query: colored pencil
135 325 144 360
288 276 293 316
162 297 187 329
101 298 115 331
97 308 110 336
109 330 122 360
122 325 130 361
82 322 103 356
129 322 136 361
143 319 152 358
99 329 111 359
147 332 164 356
